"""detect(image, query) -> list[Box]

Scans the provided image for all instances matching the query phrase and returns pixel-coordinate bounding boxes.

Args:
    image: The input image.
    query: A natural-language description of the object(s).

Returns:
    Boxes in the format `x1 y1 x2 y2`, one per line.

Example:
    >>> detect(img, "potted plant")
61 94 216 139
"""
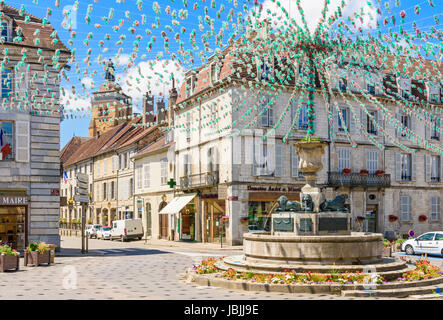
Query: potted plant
359 169 369 175
0 244 20 272
418 215 428 222
393 238 406 252
375 170 385 176
24 242 51 267
388 214 398 223
342 168 352 175
382 238 392 257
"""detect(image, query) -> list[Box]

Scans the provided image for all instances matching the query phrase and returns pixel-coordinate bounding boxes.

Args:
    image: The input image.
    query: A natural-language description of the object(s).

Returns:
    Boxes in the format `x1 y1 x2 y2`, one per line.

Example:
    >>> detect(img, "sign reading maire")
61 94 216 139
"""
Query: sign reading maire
0 196 29 205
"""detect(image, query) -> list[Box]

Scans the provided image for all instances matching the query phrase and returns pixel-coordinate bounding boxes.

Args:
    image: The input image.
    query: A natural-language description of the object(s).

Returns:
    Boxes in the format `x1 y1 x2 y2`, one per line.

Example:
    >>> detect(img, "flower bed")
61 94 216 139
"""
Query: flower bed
397 255 442 281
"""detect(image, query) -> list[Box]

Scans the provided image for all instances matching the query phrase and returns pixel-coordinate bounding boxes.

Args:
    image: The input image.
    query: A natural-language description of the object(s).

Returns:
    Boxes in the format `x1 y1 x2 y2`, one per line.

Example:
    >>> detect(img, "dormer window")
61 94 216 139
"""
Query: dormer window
210 63 219 84
339 78 347 91
397 78 411 99
257 59 273 82
1 68 12 99
367 84 375 95
426 82 441 104
0 18 12 42
400 114 410 137
186 78 192 98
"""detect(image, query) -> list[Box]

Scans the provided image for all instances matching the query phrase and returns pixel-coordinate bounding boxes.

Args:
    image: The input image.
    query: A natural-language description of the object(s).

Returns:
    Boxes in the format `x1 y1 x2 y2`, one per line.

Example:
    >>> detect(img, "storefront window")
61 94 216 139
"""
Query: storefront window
248 202 271 231
0 206 26 250
180 204 195 241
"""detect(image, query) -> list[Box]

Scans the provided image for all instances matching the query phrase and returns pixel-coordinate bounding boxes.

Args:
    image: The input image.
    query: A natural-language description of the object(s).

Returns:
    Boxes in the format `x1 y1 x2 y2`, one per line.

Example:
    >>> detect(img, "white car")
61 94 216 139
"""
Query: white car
97 226 111 240
401 231 443 256
85 224 102 238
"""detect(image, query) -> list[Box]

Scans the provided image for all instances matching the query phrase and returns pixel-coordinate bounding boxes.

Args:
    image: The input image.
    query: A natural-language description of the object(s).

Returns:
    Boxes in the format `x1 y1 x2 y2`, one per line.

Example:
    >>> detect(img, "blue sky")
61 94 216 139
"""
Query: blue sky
8 0 442 148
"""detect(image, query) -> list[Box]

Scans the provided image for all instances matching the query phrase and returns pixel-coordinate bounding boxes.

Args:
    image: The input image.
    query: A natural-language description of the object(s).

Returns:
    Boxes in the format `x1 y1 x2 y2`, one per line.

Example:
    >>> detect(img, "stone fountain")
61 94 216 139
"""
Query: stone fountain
218 141 406 274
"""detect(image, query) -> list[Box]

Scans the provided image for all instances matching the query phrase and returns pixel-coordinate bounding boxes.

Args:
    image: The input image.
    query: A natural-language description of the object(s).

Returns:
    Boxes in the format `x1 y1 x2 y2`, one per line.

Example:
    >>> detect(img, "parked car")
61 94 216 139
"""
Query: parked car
85 224 102 238
97 226 112 240
401 232 443 256
110 219 143 242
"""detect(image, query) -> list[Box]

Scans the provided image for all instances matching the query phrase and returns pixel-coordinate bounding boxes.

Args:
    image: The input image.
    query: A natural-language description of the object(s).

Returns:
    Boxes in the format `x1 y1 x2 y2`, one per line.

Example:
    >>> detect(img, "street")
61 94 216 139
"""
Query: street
0 236 401 300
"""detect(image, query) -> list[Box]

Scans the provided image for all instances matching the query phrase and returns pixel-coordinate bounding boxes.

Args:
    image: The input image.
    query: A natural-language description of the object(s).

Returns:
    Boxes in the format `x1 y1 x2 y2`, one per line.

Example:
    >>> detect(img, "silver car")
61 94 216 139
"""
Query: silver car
85 224 102 239
402 232 443 256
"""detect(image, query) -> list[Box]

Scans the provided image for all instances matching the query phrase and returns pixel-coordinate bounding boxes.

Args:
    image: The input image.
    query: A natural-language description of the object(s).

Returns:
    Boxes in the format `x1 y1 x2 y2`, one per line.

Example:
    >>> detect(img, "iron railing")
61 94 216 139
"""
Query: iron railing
328 172 390 187
180 171 219 189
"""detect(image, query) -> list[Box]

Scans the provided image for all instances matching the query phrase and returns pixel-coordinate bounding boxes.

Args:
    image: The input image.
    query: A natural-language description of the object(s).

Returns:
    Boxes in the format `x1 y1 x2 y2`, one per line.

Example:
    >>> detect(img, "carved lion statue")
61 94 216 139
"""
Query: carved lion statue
320 195 348 212
276 195 301 212
301 194 314 212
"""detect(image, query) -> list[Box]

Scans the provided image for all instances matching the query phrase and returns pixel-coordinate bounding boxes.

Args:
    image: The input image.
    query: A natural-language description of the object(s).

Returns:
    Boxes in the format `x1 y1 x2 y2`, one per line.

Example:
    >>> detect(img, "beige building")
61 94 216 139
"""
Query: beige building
170 38 443 245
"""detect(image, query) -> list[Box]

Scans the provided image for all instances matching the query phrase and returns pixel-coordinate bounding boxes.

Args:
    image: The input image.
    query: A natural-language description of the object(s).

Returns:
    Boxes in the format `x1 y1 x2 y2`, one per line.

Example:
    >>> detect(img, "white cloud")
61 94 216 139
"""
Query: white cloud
81 77 94 90
115 54 132 67
252 0 378 34
60 87 91 113
117 59 186 103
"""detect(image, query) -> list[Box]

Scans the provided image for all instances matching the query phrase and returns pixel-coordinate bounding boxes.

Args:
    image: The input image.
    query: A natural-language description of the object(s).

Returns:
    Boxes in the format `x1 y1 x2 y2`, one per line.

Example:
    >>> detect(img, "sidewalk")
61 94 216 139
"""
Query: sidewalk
57 235 243 257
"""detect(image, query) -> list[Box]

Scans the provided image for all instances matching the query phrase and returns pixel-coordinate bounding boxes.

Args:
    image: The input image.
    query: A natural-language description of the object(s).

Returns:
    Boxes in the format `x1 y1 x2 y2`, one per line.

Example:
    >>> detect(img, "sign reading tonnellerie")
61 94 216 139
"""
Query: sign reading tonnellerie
0 196 29 205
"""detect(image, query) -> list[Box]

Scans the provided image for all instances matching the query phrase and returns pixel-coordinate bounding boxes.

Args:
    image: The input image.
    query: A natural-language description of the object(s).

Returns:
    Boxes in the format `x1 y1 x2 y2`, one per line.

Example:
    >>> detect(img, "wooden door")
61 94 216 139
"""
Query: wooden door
160 214 169 239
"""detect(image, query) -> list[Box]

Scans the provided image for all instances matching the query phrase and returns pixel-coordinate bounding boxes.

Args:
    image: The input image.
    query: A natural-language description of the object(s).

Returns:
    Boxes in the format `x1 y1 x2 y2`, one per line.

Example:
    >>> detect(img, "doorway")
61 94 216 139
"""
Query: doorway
365 205 378 233
0 206 27 251
205 201 226 243
159 214 168 239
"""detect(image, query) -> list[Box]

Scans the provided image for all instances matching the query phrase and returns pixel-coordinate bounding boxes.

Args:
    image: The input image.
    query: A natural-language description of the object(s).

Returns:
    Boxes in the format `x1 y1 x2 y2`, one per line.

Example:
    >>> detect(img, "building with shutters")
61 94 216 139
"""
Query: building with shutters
170 30 443 245
0 4 70 250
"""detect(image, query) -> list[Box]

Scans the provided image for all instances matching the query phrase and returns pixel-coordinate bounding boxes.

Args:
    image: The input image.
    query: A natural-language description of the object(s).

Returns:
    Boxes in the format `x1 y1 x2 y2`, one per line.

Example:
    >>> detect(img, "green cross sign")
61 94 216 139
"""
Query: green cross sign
167 178 176 188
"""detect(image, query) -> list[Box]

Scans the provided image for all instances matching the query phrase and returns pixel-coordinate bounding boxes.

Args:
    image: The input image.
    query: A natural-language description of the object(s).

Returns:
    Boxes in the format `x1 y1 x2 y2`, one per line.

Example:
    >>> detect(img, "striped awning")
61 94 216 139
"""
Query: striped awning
159 194 197 214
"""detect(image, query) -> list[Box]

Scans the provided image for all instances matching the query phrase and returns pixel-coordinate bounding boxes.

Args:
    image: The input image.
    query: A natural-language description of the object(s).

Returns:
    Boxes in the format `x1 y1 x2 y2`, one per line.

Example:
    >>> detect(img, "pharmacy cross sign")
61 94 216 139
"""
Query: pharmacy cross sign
167 178 176 189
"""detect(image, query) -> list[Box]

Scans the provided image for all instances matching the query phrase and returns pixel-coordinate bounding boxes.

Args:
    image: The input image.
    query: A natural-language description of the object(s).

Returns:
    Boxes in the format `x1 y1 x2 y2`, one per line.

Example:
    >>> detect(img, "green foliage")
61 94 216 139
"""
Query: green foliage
0 244 19 256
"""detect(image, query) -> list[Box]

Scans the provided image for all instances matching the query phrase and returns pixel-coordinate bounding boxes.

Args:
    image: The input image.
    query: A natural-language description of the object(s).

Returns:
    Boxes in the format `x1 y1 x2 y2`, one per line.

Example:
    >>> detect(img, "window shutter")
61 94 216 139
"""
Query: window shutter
395 152 401 181
377 111 383 135
15 121 29 163
425 120 430 140
14 63 29 107
274 143 282 177
440 155 443 182
395 112 399 137
268 104 274 126
366 150 378 173
291 146 299 178
188 154 192 176
360 109 367 135
349 108 355 133
425 154 431 182
411 152 416 181
335 107 340 132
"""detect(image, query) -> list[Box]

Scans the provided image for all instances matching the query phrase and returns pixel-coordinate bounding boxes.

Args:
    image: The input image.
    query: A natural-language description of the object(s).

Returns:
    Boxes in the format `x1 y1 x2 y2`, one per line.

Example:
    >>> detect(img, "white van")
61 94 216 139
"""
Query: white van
110 219 143 241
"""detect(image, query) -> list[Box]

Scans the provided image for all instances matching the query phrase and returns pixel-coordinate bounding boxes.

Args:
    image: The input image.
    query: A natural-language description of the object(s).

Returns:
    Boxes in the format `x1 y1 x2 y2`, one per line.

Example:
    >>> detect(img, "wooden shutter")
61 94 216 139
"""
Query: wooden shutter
366 150 378 173
425 154 431 182
14 63 29 106
440 155 443 183
377 111 383 135
274 142 282 177
395 112 399 137
15 121 29 163
268 102 274 126
360 109 367 135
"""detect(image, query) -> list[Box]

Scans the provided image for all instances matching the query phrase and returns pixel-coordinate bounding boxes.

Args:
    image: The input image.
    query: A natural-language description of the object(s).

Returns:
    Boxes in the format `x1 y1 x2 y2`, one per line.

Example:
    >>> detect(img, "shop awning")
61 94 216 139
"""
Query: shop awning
159 193 197 214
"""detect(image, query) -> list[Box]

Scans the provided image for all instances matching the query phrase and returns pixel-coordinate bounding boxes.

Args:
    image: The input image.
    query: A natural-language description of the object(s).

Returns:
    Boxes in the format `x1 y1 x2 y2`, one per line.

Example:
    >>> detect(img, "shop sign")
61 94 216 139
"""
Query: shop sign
0 196 28 205
247 186 301 192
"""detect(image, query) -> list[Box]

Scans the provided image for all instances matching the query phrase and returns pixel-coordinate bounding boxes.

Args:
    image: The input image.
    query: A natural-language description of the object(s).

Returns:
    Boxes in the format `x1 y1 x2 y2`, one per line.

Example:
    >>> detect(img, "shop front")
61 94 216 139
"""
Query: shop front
0 194 29 251
247 186 301 232
202 194 226 243
159 193 198 242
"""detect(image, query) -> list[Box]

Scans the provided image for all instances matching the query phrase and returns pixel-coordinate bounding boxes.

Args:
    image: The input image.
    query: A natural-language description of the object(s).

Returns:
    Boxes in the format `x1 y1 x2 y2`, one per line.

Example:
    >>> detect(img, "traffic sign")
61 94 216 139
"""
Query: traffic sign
76 181 89 190
75 187 88 196
74 195 89 203
409 230 415 238
76 173 88 184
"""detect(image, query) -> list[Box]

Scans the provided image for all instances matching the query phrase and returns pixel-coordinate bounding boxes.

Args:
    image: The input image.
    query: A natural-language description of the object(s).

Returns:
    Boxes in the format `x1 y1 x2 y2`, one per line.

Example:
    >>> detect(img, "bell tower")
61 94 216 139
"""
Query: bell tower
89 59 132 137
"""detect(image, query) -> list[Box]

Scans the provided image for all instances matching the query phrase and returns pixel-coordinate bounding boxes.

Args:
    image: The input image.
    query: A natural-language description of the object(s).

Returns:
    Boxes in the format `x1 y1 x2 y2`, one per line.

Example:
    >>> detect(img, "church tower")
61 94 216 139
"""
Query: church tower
88 59 133 137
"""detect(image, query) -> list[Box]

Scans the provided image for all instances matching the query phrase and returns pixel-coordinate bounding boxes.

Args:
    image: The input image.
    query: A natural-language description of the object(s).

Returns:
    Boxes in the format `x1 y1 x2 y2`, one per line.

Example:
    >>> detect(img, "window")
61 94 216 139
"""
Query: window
1 69 12 99
367 111 378 135
257 60 273 81
431 197 440 221
0 121 13 160
291 146 303 178
400 114 410 137
125 153 129 169
129 178 133 197
367 84 375 95
260 96 274 127
430 94 439 103
337 148 350 172
96 161 100 176
1 21 11 42
186 78 192 98
111 181 115 199
254 143 269 176
417 233 435 241
102 183 107 201
339 78 347 91
366 150 378 174
337 108 349 132
431 156 440 182
186 113 191 141
431 120 440 141
400 195 411 221
298 105 308 130
136 165 142 189
143 163 150 188
161 159 168 185
401 154 412 181
210 63 219 84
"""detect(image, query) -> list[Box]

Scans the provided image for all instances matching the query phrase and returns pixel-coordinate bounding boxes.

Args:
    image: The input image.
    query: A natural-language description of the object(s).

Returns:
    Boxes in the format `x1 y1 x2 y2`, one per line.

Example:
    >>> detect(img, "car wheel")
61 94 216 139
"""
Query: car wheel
405 245 415 255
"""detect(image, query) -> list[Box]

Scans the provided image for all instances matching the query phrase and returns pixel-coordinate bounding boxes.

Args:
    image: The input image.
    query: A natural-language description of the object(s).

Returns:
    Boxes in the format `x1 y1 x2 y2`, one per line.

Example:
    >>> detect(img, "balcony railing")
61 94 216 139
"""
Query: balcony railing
180 171 219 189
328 172 390 187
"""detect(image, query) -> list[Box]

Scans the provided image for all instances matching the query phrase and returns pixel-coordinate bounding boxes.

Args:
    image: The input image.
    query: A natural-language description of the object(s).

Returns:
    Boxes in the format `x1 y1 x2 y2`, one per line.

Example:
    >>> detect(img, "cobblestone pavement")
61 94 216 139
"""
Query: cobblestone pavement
0 237 400 300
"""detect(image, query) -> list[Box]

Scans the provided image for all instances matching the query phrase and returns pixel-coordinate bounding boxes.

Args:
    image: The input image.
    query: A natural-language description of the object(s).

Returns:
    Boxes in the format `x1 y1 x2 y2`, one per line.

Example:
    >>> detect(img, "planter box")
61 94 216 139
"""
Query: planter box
0 254 20 272
24 251 51 267
382 247 392 257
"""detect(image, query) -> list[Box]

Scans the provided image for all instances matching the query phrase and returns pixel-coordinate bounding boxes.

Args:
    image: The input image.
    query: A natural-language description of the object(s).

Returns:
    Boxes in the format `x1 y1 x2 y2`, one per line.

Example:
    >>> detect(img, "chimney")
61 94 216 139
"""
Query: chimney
156 97 166 126
142 91 155 128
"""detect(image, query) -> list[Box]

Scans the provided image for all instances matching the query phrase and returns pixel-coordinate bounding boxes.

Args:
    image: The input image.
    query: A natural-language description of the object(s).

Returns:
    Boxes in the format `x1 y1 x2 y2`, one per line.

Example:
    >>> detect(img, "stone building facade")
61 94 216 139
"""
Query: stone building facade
0 5 70 249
